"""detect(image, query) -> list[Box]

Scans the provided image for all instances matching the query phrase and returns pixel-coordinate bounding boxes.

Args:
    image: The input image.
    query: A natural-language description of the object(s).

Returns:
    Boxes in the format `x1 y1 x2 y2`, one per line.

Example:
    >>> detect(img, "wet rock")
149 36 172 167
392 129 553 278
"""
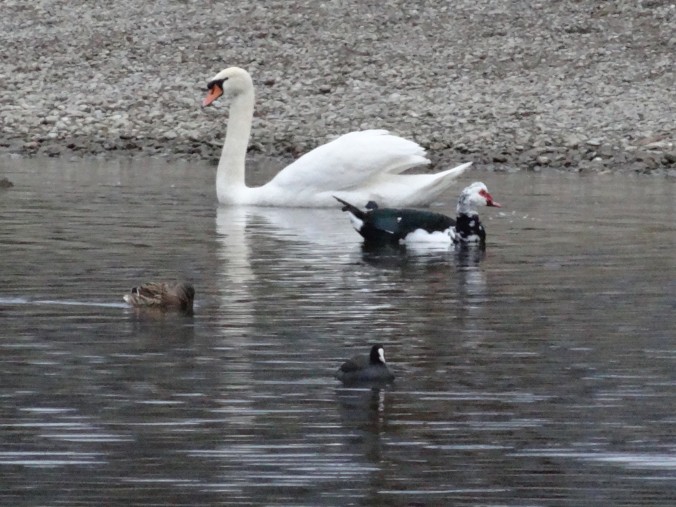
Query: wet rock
563 134 586 149
39 145 62 157
634 151 662 170
596 144 615 158
663 152 676 164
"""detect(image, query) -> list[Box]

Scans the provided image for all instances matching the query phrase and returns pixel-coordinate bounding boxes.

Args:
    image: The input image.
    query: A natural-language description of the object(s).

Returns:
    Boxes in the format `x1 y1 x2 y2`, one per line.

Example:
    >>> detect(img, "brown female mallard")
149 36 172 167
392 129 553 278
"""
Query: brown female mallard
123 282 195 313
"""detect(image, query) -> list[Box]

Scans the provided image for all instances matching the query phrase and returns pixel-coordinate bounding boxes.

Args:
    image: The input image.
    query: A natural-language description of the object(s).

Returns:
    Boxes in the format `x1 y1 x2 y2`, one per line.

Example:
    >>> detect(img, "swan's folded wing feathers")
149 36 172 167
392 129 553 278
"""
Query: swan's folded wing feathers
266 130 429 193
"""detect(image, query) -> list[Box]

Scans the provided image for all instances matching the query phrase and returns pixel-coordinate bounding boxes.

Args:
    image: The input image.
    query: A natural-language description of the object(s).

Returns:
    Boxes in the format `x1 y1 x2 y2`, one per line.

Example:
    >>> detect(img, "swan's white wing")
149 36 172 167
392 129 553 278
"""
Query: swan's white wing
265 130 429 193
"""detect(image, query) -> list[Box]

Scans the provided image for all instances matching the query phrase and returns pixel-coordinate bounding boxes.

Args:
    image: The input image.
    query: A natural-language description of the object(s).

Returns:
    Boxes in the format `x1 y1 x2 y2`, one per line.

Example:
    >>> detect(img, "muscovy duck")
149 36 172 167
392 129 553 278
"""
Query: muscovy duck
335 182 500 246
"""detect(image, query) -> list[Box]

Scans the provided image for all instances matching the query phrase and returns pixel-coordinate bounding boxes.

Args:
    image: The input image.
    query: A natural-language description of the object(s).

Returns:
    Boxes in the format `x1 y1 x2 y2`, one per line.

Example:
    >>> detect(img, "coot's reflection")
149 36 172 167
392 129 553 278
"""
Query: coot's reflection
335 386 392 463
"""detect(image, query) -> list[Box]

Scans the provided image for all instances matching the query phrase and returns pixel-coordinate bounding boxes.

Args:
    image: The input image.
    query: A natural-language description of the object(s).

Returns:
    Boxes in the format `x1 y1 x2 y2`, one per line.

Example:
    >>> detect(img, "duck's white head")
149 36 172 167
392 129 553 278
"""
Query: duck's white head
457 182 501 215
202 67 253 107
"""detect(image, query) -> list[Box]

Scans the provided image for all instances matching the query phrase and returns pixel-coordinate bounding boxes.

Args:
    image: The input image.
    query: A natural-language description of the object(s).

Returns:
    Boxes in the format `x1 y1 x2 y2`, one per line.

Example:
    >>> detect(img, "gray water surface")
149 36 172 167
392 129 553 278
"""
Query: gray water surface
0 158 674 506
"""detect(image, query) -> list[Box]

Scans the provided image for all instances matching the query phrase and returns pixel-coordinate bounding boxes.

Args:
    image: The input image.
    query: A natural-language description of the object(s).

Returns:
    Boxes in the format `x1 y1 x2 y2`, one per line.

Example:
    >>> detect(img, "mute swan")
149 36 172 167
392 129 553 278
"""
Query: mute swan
201 67 472 207
336 181 500 246
336 344 395 384
123 282 195 313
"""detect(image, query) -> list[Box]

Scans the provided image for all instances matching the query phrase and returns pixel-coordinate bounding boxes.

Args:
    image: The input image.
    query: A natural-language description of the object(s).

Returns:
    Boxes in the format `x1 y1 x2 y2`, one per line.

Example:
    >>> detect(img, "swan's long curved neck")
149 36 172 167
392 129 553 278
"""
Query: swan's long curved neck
216 88 255 202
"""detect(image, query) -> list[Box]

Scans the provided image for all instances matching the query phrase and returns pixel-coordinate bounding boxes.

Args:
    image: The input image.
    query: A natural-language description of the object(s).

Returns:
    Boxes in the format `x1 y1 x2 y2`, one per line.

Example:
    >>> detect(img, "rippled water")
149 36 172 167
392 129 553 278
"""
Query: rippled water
0 157 674 505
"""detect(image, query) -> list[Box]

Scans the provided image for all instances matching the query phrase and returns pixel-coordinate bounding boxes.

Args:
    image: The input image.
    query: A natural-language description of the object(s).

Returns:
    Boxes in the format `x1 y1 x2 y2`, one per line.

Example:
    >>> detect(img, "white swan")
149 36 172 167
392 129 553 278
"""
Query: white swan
202 67 472 207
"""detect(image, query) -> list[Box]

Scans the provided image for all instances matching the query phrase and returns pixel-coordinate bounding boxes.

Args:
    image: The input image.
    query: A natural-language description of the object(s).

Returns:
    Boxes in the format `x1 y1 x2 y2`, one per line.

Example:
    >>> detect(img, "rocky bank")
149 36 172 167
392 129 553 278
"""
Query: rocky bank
1 0 674 174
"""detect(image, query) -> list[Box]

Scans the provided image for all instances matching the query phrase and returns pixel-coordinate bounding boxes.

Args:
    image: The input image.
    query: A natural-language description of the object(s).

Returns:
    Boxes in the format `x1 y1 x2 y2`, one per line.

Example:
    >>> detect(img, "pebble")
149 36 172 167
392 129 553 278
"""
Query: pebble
0 1 673 175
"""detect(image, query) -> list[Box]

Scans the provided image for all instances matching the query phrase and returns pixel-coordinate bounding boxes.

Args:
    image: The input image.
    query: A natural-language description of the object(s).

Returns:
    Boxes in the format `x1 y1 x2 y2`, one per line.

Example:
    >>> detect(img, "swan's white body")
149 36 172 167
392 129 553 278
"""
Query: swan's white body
203 67 472 208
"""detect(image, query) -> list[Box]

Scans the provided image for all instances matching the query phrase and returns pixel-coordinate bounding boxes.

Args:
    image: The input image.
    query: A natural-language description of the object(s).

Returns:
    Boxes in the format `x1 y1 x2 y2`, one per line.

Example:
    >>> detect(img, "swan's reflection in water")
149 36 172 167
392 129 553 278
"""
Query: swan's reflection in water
213 206 359 442
215 206 256 332
214 205 357 328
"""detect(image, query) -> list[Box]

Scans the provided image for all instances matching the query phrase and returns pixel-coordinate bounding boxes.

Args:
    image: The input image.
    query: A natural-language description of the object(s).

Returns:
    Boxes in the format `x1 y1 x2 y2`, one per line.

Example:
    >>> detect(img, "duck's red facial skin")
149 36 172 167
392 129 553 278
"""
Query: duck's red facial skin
202 83 223 107
479 188 501 207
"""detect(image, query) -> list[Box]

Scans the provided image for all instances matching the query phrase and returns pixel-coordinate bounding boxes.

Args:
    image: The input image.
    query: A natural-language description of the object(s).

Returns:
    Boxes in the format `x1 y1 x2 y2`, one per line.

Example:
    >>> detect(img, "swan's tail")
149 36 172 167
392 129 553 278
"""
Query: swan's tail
356 161 473 207
405 161 473 205
436 161 473 182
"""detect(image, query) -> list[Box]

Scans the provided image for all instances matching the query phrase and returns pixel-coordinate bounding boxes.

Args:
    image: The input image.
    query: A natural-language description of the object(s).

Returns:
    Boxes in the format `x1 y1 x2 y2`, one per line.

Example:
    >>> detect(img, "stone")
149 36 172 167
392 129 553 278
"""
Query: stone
563 134 585 148
663 152 676 164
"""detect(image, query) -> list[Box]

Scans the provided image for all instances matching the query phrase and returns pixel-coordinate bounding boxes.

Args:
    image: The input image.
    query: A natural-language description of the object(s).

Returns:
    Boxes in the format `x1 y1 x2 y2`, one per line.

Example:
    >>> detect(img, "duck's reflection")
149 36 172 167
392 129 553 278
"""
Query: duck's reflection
360 241 486 270
125 307 195 344
335 387 391 463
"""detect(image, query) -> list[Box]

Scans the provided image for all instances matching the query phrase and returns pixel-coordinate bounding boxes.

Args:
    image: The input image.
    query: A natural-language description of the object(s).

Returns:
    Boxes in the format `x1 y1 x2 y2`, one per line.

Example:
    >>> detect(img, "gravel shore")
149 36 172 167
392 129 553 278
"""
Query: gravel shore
1 0 674 174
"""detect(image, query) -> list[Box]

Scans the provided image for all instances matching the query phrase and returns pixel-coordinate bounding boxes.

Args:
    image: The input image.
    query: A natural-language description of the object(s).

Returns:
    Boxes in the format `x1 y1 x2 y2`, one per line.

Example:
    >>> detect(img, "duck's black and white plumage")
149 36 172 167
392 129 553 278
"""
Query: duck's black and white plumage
123 282 195 313
336 344 395 384
335 182 500 246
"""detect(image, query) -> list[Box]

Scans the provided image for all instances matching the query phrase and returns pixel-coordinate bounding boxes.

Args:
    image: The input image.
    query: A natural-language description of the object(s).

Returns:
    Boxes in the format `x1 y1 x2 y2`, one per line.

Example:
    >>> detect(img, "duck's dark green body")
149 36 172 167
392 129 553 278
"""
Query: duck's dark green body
365 207 455 241
335 197 456 245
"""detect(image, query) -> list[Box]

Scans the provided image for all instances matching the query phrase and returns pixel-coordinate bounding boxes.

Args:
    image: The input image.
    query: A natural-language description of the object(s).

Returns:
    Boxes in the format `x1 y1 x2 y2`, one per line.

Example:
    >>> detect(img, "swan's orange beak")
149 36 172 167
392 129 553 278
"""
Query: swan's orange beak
202 83 223 107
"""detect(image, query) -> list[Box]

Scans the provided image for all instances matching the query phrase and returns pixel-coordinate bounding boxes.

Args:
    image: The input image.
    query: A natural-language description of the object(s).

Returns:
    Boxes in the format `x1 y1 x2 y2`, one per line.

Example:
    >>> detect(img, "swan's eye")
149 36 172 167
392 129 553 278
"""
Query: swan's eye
207 78 227 91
